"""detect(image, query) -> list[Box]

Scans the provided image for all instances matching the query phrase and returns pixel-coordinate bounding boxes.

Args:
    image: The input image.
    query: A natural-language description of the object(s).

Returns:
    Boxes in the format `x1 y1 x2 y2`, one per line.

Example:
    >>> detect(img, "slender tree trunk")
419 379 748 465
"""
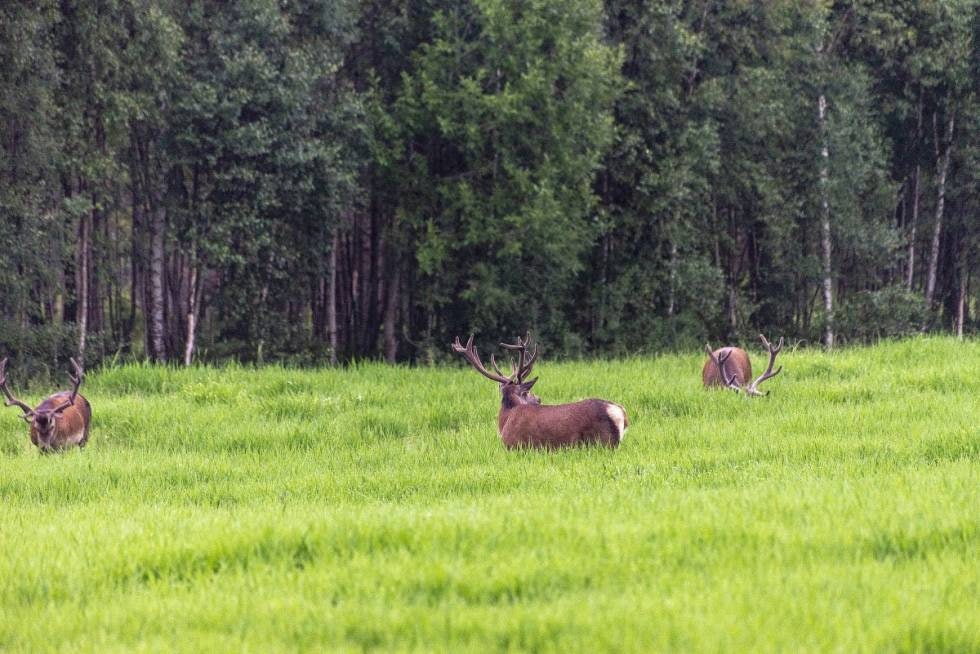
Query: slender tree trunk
148 198 167 362
328 228 338 365
183 260 198 366
726 208 738 332
667 237 678 318
906 165 919 290
77 209 89 361
924 109 955 320
955 257 967 339
817 92 834 350
384 258 399 363
906 95 923 291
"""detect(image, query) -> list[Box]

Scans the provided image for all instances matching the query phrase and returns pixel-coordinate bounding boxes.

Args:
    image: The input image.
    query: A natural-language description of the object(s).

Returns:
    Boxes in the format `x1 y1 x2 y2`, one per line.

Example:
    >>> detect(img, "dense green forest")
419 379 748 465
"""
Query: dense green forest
1 0 977 370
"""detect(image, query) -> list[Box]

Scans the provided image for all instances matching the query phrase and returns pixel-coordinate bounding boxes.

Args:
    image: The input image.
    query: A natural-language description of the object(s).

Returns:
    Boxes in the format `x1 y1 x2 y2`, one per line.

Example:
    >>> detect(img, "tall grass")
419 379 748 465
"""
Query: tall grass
0 337 977 652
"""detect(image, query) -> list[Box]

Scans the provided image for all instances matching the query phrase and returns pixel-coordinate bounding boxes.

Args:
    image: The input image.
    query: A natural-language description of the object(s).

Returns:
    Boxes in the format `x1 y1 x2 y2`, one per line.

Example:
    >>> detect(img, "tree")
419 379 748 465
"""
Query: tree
391 0 619 354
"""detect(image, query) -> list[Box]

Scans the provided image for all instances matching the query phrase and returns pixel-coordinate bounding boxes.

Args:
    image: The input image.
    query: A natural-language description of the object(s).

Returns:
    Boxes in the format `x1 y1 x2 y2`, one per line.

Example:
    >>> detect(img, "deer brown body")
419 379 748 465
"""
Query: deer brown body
1 358 91 452
499 397 628 449
702 335 784 396
454 334 628 449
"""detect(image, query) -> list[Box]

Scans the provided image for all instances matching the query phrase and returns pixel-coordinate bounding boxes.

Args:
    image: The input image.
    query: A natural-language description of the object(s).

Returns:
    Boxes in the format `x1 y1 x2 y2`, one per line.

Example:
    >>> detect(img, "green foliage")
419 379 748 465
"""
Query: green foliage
836 286 929 342
0 339 977 649
0 0 977 366
392 0 620 345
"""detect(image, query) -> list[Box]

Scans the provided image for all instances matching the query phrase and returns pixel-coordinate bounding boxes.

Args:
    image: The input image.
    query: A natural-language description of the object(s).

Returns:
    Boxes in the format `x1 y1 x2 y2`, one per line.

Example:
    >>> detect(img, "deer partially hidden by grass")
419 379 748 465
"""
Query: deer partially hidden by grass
703 334 784 396
1 358 91 452
452 334 628 449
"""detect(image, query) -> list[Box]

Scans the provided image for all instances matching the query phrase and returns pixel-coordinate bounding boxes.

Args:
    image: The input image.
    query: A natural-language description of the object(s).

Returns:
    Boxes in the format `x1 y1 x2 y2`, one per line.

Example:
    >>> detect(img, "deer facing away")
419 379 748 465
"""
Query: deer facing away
1 358 91 452
702 334 784 396
452 334 628 448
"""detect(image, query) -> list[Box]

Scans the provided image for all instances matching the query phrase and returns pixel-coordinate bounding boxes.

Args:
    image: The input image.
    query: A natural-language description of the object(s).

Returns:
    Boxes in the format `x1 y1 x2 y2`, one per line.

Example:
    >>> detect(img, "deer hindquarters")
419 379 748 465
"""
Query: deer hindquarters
601 401 628 446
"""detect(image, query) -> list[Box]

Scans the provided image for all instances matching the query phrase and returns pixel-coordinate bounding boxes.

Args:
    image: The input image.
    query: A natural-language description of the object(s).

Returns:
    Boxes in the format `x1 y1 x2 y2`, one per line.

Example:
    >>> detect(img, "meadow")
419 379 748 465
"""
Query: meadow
0 337 977 653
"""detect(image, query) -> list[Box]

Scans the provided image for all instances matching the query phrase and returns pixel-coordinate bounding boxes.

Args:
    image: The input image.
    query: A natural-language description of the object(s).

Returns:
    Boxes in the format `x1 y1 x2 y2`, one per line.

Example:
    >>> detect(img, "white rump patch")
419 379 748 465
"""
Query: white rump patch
606 404 627 441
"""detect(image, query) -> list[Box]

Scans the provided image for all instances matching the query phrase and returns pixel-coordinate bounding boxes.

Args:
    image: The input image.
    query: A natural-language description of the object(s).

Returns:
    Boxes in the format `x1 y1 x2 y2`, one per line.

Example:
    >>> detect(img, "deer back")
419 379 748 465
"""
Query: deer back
499 399 628 449
702 347 753 387
30 392 91 450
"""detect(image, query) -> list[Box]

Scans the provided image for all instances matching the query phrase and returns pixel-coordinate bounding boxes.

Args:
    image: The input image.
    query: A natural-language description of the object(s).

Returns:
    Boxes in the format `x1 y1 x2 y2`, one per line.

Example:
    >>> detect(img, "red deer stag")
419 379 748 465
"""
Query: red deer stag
1 358 91 452
452 334 628 448
702 334 784 396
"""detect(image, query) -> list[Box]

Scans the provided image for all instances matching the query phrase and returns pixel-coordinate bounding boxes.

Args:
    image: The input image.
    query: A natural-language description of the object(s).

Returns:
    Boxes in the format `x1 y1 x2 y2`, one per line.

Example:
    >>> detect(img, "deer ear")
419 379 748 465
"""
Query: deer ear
521 377 538 392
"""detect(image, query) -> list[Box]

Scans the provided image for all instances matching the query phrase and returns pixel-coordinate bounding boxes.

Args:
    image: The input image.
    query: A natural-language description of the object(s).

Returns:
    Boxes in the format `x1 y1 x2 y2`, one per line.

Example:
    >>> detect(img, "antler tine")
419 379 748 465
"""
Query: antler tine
519 342 538 381
746 334 783 396
501 333 538 382
451 335 514 384
520 343 538 381
52 357 85 414
490 353 518 381
0 357 35 418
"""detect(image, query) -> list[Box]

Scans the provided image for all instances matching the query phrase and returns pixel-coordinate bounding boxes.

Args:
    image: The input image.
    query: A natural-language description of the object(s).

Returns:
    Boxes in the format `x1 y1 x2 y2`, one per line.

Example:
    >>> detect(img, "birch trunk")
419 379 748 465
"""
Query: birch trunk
183 262 198 366
148 198 167 363
924 110 955 316
817 92 834 349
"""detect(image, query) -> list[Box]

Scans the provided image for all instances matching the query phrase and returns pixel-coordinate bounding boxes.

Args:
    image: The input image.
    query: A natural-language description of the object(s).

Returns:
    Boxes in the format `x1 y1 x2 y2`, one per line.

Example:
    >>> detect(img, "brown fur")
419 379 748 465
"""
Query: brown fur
497 387 628 449
28 392 92 452
702 347 753 387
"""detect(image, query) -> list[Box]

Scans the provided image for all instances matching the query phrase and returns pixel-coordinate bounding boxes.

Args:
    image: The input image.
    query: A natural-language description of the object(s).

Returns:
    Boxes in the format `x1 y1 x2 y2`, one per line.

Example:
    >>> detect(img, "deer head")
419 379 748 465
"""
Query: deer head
1 358 90 451
451 333 541 407
703 334 783 397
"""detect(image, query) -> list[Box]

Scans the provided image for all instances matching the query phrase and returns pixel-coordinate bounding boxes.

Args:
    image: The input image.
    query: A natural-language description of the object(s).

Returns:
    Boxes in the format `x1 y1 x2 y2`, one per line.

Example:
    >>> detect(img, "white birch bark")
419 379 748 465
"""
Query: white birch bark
924 110 955 315
183 261 198 366
818 92 834 350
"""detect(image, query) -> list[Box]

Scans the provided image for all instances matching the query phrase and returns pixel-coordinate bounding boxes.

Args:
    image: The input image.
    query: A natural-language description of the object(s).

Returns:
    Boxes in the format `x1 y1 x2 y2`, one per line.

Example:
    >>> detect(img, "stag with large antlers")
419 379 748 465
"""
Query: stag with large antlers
1 358 92 452
452 333 628 448
702 334 784 396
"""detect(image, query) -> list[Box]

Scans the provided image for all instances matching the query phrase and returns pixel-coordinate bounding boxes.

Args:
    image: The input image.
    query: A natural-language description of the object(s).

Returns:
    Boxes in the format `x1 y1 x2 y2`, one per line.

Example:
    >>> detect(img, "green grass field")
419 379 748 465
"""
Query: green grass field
0 337 977 652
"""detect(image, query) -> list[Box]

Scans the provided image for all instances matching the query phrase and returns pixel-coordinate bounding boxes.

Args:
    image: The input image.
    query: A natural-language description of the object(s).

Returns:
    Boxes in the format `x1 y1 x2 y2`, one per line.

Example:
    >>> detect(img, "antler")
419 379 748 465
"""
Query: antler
500 332 538 383
51 358 84 413
745 335 783 396
451 335 514 384
0 358 35 419
704 344 739 390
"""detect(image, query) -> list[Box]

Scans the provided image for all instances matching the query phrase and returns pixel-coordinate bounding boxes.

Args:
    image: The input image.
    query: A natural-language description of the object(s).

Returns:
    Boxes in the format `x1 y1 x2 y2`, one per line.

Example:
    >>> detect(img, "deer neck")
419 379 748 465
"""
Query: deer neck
498 395 527 433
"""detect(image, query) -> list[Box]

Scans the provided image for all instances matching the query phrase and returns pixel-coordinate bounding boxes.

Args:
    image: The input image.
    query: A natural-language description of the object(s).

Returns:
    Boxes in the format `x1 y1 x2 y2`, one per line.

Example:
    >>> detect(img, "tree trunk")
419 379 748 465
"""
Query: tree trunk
924 109 955 320
667 237 678 318
183 261 199 366
955 257 967 339
77 209 90 361
818 92 834 350
328 228 338 365
384 258 399 363
148 198 167 362
906 165 919 290
906 94 923 291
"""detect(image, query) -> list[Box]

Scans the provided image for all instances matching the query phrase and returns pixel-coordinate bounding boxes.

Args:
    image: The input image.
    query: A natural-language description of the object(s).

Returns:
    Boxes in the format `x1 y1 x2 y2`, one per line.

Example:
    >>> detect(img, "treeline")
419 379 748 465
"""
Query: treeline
1 0 977 372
